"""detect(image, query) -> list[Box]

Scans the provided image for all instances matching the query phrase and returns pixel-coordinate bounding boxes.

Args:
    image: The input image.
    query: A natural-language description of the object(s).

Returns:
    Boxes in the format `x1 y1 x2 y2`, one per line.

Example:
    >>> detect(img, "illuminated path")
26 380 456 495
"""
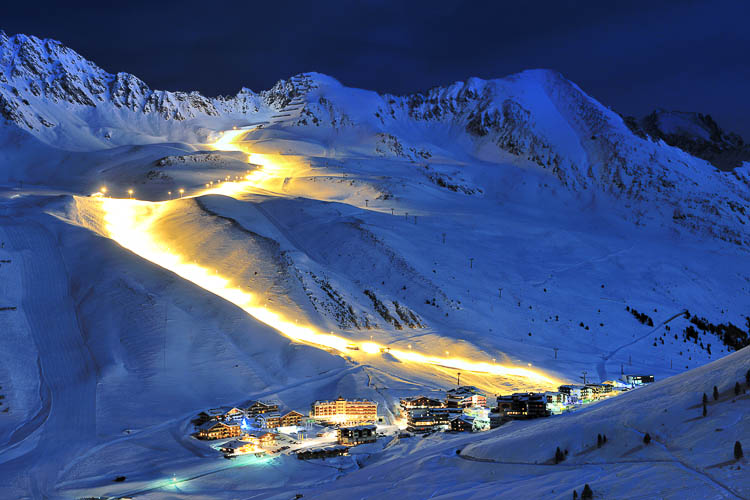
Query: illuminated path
95 129 559 387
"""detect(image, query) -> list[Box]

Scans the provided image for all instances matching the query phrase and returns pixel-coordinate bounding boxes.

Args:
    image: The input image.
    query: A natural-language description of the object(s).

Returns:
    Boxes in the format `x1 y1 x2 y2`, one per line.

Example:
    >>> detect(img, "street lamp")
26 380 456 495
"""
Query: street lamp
128 189 133 199
168 191 172 199
179 188 185 198
100 186 107 196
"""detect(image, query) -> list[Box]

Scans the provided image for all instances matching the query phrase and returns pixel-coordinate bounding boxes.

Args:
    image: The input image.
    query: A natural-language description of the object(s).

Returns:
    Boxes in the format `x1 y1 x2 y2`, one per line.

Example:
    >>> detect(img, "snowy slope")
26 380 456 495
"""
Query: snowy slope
2 32 748 247
0 31 748 499
279 346 750 500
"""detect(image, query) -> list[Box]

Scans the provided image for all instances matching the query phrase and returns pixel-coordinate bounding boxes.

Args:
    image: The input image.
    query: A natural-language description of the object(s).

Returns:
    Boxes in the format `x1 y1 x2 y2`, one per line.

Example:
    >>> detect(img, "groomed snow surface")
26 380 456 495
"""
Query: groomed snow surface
0 32 748 498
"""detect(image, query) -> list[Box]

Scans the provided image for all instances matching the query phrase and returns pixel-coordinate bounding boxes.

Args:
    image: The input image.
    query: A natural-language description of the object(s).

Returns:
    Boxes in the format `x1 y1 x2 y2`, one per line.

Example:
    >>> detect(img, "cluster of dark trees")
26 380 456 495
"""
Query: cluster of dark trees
363 289 402 330
683 311 750 351
700 372 747 461
626 306 654 326
597 433 608 448
572 484 593 499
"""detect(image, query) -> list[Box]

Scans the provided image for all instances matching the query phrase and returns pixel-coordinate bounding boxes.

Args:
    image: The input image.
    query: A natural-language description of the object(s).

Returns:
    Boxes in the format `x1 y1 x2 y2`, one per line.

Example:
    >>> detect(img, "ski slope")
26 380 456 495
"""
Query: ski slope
0 31 748 499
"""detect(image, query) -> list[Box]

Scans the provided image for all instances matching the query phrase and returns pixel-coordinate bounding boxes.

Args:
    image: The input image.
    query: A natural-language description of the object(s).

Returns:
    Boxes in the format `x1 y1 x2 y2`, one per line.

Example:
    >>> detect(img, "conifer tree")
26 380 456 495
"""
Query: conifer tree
735 441 743 460
643 433 651 445
582 484 593 499
735 382 741 396
597 434 602 448
713 386 719 401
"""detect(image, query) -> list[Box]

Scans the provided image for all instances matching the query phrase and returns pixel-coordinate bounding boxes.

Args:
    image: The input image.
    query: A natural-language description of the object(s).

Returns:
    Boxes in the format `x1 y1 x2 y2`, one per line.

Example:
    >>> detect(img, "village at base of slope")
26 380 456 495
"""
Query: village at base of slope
400 374 654 434
189 374 654 458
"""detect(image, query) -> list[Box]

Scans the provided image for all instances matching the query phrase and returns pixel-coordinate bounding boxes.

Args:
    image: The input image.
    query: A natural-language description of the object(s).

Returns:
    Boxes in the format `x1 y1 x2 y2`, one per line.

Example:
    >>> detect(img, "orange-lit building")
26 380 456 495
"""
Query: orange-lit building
195 420 242 440
311 397 378 426
219 432 276 456
280 410 305 427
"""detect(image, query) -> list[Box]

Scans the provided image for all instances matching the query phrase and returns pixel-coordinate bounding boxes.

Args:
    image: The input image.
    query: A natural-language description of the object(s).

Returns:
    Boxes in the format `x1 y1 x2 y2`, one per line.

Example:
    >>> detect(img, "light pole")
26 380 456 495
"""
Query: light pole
128 189 133 199
168 191 172 199
179 188 185 198
100 186 107 197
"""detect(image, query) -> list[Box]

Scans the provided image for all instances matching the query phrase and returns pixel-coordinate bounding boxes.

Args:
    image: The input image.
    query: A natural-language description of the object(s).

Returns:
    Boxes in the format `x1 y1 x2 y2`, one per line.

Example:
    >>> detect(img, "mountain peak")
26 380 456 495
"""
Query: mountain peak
624 109 749 171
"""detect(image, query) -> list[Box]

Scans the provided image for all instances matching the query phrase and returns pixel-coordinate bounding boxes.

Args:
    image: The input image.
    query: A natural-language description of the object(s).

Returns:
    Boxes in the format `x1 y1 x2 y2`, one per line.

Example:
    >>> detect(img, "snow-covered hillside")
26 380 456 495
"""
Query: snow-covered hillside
0 32 748 499
293 346 750 500
2 33 748 246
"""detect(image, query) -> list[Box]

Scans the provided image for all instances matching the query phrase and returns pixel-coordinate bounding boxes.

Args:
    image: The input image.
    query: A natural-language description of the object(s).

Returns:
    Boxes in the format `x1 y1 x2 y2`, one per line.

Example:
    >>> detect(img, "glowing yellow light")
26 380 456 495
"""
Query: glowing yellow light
361 342 380 354
211 129 247 152
85 128 562 389
101 186 107 194
98 197 557 386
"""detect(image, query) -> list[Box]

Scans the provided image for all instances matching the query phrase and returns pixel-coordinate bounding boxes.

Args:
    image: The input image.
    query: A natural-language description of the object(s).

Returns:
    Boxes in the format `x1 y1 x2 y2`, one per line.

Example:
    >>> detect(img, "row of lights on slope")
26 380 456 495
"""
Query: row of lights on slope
97 172 250 200
96 186 185 199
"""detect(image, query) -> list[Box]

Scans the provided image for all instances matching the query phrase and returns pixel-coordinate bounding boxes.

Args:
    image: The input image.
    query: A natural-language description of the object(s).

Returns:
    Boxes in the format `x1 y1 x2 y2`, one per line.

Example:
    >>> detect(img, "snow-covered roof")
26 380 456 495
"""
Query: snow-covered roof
339 424 376 431
197 420 237 431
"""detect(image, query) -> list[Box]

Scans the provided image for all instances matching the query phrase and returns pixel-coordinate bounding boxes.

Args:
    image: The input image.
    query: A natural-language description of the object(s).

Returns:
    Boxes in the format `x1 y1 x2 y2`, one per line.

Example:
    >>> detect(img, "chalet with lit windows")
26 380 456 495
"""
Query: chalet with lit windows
446 386 487 408
584 383 614 400
496 393 549 419
279 410 305 427
223 407 247 422
245 400 280 416
558 385 585 403
488 411 505 429
622 374 654 386
450 414 475 432
194 420 242 440
220 439 262 457
579 385 594 401
195 406 246 425
219 431 276 456
545 392 570 406
311 397 378 426
406 407 452 432
296 445 349 460
399 396 445 413
544 392 571 414
337 424 377 446
255 412 281 429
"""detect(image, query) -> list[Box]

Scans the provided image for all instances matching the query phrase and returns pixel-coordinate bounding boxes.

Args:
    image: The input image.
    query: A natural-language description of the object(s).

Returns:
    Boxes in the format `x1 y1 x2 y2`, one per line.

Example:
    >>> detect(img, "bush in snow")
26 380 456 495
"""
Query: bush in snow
643 433 651 445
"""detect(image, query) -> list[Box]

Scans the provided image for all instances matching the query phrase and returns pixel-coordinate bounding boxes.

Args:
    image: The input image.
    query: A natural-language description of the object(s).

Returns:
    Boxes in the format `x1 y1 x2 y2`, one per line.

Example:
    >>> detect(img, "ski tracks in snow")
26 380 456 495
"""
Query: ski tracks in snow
0 217 98 499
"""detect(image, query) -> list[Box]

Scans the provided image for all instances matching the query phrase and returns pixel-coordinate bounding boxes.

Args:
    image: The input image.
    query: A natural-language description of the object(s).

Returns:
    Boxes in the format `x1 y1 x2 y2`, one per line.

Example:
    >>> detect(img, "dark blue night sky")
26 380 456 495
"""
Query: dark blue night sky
4 0 749 136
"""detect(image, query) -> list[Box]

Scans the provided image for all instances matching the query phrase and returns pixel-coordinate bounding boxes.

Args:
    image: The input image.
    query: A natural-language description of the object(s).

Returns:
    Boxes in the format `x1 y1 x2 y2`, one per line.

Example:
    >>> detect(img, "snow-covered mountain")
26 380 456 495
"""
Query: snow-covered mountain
624 109 750 171
1 32 748 247
0 32 748 499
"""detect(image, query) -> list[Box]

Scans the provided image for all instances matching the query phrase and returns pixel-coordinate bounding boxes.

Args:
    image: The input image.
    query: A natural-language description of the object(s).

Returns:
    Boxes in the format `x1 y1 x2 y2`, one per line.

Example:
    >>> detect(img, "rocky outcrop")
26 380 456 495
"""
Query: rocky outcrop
623 110 749 171
0 32 747 247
